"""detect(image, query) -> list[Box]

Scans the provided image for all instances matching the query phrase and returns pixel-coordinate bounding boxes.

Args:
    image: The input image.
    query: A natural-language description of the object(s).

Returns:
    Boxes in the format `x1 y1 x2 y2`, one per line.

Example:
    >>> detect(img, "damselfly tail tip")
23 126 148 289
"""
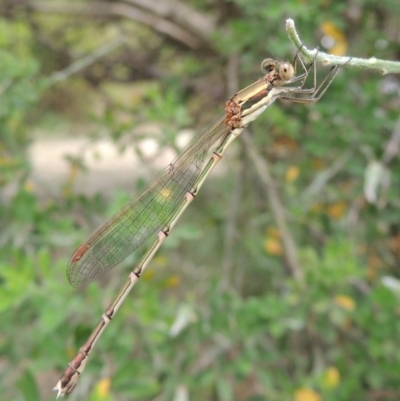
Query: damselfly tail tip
53 381 63 399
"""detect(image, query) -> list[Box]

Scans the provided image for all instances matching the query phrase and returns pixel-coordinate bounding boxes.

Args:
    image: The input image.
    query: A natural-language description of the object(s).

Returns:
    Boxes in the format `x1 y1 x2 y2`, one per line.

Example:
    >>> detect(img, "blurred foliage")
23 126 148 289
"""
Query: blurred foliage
1 1 400 401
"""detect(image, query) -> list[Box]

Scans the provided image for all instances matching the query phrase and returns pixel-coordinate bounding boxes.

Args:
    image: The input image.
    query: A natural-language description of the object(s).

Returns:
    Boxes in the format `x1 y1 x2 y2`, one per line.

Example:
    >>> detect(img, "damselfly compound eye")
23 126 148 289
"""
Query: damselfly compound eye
261 58 276 74
279 62 295 81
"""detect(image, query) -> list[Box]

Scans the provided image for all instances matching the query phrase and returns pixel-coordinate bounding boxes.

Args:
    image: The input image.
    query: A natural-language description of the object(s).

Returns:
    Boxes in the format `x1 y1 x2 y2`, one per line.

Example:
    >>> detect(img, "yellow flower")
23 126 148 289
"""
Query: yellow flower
323 367 340 388
95 377 111 399
326 201 347 219
165 275 181 288
320 21 348 55
264 238 283 256
334 295 356 311
142 268 156 281
294 387 321 401
264 227 283 255
286 166 300 183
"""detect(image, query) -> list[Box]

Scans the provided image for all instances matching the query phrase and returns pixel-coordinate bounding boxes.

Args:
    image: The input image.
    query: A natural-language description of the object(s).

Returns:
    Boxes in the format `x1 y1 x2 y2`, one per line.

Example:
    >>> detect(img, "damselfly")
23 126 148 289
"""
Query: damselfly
54 51 341 397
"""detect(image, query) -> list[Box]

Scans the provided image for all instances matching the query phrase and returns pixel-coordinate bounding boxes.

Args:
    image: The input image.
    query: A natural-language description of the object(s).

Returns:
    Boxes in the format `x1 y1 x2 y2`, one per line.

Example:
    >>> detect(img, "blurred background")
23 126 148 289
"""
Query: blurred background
1 1 400 400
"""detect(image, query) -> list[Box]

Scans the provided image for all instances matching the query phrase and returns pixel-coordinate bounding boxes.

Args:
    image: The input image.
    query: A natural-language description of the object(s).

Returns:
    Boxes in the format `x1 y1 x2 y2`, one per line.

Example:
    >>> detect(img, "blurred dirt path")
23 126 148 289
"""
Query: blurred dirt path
27 130 194 200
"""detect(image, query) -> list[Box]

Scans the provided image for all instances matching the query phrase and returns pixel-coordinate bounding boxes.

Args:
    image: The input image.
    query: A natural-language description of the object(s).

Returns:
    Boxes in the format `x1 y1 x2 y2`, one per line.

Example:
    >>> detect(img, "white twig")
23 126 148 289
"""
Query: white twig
286 18 400 75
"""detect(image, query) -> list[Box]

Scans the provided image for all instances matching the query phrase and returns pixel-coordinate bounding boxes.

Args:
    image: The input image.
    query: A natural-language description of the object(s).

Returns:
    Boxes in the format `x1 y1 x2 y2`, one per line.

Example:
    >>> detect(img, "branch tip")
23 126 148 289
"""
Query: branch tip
284 19 400 75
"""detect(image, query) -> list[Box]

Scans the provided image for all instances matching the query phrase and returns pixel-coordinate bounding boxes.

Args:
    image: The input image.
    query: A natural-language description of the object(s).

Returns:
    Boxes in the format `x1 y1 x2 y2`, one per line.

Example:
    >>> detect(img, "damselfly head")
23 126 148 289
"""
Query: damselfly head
261 58 295 83
278 62 295 82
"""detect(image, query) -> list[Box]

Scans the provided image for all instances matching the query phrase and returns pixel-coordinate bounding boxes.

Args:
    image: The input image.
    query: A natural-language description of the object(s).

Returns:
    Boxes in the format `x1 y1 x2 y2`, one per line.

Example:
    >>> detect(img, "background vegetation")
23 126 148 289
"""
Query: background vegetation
1 1 400 400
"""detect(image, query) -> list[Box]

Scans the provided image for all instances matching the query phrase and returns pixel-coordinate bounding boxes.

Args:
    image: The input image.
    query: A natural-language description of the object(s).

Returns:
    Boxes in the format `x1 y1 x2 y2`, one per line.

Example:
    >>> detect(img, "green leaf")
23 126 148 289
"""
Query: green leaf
17 368 40 401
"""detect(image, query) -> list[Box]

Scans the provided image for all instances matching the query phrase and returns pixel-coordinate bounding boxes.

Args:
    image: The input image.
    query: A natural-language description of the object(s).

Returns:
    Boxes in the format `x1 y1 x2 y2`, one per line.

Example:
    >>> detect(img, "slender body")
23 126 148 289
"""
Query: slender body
54 54 340 397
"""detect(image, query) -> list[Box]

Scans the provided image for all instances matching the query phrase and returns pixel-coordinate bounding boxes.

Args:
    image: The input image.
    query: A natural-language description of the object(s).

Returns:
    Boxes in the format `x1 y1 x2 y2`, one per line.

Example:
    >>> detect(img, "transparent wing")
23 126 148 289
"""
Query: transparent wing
67 115 229 287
